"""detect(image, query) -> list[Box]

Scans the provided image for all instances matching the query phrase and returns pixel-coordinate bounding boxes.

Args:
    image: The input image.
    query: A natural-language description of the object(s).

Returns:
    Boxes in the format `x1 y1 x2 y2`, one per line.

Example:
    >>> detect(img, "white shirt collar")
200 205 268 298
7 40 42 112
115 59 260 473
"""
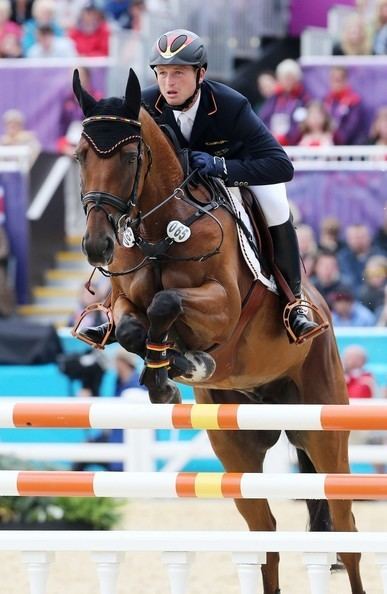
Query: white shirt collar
173 90 201 125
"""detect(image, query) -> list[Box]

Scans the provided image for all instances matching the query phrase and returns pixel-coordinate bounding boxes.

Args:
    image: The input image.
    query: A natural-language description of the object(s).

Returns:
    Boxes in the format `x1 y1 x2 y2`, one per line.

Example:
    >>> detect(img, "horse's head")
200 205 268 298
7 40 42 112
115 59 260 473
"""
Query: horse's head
73 68 145 266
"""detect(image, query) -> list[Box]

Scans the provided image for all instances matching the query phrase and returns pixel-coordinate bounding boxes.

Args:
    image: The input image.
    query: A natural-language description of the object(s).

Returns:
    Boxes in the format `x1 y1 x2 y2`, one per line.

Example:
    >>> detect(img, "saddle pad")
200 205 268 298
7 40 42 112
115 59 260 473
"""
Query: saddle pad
225 186 277 294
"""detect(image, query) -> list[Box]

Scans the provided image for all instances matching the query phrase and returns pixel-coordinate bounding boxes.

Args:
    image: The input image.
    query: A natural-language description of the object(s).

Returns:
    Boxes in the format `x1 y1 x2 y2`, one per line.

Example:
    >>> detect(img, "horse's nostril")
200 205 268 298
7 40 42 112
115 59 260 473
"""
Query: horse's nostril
104 236 114 258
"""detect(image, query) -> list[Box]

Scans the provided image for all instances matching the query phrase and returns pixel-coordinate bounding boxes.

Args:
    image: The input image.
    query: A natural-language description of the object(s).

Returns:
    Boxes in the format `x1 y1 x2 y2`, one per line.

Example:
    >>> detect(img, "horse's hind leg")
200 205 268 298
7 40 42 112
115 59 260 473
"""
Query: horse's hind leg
196 388 281 594
297 431 365 594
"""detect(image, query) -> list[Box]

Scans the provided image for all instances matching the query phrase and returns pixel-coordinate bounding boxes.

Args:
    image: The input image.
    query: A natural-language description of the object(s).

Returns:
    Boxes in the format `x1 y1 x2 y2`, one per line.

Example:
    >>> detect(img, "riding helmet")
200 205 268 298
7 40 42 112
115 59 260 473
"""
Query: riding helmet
149 29 208 70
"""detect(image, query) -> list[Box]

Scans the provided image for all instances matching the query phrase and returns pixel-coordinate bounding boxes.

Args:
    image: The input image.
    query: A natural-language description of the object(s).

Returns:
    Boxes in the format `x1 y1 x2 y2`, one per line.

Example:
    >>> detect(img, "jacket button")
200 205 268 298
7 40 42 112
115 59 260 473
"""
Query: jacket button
244 182 248 186
234 181 238 186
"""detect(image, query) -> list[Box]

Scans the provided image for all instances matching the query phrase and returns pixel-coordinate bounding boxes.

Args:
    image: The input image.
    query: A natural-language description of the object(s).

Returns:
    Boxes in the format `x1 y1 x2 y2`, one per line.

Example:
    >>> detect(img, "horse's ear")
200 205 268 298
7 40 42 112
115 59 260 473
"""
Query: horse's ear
73 69 96 116
124 68 141 118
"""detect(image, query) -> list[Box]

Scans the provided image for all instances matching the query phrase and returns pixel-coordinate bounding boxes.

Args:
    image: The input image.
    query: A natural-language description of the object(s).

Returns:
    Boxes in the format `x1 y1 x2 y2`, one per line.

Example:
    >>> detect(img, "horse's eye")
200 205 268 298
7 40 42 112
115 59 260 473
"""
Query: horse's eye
125 152 138 164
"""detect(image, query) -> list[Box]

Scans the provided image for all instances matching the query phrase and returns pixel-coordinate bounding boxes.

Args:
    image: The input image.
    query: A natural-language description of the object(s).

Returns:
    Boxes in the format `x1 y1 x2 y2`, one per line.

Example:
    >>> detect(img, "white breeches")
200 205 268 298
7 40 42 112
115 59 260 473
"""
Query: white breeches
249 183 290 227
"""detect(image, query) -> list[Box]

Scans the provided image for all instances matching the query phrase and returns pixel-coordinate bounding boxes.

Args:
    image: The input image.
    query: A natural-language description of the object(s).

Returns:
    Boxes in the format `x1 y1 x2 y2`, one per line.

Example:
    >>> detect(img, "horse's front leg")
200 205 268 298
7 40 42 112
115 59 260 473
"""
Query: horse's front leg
142 281 238 402
112 294 147 359
141 289 184 403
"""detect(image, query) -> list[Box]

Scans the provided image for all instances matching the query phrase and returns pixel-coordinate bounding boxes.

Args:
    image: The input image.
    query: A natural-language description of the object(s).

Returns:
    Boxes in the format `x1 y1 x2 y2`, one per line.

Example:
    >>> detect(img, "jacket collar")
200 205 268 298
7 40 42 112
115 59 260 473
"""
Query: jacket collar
154 80 217 147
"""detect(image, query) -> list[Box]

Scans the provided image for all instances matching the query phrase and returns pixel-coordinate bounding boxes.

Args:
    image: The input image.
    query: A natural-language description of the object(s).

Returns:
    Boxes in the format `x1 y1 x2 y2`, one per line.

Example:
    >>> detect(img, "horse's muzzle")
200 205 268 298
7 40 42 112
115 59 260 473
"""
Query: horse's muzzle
82 233 114 267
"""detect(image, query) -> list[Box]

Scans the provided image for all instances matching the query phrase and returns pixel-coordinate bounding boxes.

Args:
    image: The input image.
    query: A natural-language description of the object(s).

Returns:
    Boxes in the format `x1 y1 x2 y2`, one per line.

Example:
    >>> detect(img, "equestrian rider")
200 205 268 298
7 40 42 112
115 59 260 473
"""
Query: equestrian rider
82 29 324 345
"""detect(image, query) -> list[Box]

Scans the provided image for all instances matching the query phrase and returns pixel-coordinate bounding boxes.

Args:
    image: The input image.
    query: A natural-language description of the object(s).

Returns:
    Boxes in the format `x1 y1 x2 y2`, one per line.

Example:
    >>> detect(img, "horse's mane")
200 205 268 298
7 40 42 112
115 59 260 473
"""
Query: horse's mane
139 102 183 183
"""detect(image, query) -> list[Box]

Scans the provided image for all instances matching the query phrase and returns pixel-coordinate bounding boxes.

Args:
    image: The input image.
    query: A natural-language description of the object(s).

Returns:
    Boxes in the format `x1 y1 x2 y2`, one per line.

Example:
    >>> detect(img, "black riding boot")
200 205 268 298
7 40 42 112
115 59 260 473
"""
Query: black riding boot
79 322 116 346
269 219 320 341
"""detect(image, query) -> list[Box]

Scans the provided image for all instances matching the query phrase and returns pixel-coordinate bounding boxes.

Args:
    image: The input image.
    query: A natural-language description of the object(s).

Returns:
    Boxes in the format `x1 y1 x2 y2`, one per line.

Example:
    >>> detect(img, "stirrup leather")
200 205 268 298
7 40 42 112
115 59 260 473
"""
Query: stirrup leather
283 298 329 345
71 303 114 350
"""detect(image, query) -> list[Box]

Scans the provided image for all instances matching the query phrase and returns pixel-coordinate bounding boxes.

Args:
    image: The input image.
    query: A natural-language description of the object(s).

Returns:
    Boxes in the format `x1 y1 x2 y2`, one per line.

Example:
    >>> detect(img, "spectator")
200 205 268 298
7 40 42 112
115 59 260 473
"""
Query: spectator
104 1 131 21
258 59 309 146
359 255 387 312
342 345 375 398
318 216 344 254
0 0 22 57
311 252 344 302
377 285 387 325
337 224 380 293
0 109 41 165
323 67 364 145
369 105 387 145
116 0 146 29
372 206 387 254
69 3 110 57
330 285 376 327
296 224 318 276
0 190 15 317
10 0 34 24
332 12 371 55
27 24 77 57
22 0 64 55
298 101 334 147
372 0 387 54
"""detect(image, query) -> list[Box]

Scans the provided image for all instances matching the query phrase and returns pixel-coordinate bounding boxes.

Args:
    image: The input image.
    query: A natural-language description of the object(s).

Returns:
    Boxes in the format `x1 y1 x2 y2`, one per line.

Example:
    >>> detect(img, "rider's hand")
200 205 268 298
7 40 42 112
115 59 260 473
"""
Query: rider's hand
190 151 228 180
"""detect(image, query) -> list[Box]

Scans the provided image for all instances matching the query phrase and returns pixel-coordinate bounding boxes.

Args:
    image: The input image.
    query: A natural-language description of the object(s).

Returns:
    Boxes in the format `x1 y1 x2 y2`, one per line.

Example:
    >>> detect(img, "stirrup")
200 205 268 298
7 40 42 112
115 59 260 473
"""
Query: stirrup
71 303 114 350
283 298 329 345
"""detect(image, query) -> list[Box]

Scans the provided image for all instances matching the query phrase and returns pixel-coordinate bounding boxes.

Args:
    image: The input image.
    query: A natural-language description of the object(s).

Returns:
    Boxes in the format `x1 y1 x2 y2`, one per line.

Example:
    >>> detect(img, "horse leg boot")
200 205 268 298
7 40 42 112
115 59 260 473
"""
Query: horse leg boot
269 219 324 341
141 290 185 404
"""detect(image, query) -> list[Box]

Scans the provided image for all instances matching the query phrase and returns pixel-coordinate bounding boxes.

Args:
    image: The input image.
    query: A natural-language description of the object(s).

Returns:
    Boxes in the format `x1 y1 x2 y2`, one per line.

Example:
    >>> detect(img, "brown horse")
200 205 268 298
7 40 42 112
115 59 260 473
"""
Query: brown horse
72 69 365 594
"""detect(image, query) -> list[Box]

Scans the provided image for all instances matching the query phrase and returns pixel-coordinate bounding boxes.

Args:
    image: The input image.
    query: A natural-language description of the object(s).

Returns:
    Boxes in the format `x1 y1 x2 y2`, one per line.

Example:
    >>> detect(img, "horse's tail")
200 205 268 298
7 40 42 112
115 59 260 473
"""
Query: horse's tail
296 448 332 532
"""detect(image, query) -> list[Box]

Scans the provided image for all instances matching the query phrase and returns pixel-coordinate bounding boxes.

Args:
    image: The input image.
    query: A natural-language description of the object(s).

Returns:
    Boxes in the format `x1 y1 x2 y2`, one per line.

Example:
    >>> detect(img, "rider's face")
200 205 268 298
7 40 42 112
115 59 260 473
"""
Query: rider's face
155 65 205 106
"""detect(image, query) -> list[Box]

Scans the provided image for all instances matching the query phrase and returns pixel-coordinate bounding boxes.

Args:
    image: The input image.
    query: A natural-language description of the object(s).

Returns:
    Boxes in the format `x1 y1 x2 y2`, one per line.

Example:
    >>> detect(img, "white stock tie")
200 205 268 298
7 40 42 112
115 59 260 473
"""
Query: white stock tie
177 113 191 141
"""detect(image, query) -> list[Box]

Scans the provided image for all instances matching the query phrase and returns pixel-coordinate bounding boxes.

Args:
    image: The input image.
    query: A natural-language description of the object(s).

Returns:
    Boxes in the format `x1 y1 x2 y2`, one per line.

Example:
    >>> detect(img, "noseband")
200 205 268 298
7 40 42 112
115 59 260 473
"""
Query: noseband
80 115 150 239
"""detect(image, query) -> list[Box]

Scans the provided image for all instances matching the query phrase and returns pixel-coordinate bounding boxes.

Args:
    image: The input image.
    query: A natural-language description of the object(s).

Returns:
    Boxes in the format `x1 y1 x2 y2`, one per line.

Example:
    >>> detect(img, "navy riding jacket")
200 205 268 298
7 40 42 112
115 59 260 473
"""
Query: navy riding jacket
142 79 294 187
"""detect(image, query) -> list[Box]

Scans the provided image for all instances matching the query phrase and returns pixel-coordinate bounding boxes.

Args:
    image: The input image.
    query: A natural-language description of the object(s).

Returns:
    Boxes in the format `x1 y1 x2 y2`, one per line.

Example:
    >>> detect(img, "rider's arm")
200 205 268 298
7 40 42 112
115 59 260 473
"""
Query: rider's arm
224 98 294 187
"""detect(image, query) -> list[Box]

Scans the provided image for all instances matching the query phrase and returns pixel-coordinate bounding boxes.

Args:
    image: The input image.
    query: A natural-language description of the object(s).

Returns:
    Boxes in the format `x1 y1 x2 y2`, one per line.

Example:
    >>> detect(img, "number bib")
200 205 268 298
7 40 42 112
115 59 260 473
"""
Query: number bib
166 220 191 243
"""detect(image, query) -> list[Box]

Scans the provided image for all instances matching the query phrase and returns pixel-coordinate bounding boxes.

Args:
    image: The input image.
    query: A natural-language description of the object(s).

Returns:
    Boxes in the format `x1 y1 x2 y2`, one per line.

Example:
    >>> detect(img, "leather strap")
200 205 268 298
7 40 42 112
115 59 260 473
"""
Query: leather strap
208 282 266 381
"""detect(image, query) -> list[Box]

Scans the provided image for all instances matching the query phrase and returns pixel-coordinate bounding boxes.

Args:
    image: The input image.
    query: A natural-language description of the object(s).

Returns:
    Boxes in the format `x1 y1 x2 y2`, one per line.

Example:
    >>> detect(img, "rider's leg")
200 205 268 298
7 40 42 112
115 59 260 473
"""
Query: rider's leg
80 322 115 346
249 183 321 340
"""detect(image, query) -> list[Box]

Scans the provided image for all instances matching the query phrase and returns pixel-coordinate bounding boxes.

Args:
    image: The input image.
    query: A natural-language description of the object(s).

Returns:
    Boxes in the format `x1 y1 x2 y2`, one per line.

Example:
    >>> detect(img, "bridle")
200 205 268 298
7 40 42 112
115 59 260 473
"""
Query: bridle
80 115 151 241
79 113 225 278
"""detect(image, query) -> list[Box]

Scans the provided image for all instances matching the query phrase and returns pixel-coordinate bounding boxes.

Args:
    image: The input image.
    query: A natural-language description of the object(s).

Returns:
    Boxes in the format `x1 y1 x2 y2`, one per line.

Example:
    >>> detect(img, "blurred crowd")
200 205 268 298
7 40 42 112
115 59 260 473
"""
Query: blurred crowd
257 61 387 147
295 214 387 328
0 0 150 59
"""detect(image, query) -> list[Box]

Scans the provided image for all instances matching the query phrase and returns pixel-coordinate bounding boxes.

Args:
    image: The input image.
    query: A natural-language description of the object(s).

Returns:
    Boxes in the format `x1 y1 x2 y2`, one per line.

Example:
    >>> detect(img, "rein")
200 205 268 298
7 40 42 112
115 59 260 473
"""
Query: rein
80 114 225 278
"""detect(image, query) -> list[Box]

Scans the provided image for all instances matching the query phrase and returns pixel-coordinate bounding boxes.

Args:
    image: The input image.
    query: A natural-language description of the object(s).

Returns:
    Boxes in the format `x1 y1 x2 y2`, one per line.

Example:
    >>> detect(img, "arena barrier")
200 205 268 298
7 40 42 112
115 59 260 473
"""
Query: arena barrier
1 470 387 499
2 401 387 430
3 400 387 594
5 531 387 594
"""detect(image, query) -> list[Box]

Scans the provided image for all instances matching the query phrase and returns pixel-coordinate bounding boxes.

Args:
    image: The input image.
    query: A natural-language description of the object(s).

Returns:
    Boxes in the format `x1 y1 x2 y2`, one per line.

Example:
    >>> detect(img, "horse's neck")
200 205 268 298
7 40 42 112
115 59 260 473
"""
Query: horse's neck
141 109 183 208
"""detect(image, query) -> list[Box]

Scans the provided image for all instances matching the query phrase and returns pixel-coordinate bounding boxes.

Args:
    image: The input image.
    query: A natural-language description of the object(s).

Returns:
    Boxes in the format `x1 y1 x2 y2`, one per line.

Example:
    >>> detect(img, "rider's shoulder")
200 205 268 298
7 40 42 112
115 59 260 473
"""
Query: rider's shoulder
203 79 249 110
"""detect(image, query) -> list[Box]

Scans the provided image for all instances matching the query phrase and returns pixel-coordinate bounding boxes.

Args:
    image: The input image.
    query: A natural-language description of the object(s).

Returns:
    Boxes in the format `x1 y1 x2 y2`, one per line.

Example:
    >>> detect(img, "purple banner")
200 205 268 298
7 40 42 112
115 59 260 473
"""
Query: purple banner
0 64 107 152
0 173 29 304
289 0 355 36
287 170 387 236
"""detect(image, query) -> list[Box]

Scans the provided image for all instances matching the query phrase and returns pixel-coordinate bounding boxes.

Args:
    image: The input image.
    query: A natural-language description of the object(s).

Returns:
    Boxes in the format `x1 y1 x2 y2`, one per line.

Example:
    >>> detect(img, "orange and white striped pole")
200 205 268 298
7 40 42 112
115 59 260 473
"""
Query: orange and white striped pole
1 402 387 430
1 471 387 500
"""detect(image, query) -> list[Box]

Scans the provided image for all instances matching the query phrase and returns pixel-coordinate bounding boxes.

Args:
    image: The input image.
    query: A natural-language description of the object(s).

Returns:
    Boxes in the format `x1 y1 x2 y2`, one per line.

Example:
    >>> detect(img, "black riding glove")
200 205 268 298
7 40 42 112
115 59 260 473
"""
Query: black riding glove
190 151 228 180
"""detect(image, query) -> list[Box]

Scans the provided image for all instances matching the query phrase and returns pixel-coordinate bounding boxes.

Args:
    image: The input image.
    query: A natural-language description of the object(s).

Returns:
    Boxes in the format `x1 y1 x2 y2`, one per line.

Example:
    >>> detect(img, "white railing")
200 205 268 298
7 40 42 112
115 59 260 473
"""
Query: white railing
286 145 387 171
5 530 387 594
0 146 32 173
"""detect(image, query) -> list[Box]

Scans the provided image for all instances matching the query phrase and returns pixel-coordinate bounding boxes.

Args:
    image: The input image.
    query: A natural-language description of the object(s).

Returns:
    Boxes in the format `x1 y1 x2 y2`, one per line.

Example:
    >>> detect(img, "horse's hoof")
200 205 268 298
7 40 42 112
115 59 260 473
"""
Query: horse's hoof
179 351 216 382
148 380 181 404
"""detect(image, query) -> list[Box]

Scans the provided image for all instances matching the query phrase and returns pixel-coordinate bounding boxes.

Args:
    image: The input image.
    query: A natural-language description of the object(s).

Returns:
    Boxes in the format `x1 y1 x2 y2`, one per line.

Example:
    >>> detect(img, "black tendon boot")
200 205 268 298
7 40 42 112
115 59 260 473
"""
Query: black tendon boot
269 219 327 343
